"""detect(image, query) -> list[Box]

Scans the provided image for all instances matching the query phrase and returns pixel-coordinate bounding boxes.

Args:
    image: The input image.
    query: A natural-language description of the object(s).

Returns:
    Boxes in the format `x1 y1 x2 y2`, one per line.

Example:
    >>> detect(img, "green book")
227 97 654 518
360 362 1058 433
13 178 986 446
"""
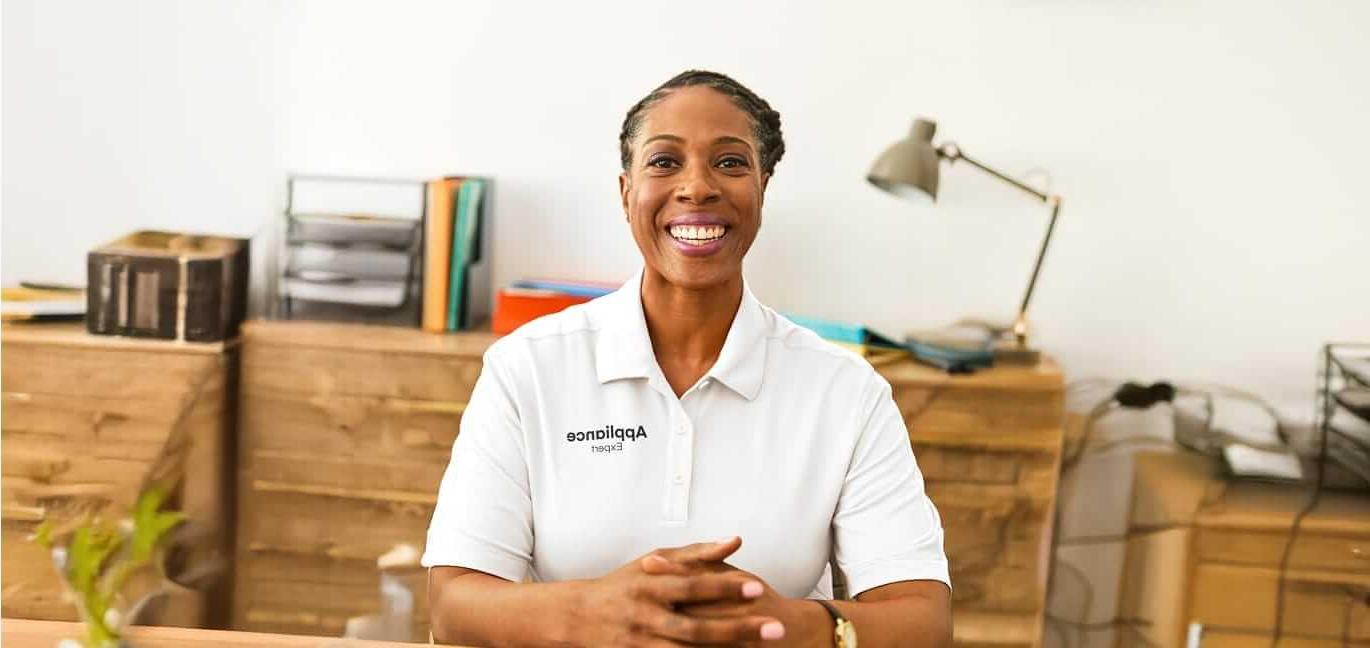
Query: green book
446 178 486 330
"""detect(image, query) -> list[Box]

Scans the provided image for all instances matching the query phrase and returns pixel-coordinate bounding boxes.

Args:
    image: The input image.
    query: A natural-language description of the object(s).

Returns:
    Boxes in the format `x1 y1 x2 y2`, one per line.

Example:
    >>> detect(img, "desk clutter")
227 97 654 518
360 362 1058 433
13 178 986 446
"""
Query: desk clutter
1319 343 1370 487
272 174 492 330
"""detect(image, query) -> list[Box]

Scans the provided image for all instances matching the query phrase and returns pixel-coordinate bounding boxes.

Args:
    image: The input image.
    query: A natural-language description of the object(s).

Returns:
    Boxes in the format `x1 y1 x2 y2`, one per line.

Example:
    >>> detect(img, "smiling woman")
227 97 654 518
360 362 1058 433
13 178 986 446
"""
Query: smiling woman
618 71 782 299
422 70 953 648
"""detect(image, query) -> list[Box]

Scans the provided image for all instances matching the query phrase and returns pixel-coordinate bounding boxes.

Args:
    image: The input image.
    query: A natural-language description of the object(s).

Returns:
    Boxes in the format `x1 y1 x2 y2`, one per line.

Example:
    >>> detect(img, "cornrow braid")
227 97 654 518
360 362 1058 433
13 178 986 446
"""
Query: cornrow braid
619 70 785 177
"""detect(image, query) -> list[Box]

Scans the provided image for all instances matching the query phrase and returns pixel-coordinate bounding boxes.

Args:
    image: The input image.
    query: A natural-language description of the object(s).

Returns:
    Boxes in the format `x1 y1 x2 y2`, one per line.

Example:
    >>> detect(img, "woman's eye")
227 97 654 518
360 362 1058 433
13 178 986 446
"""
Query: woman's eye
718 157 749 169
647 156 678 169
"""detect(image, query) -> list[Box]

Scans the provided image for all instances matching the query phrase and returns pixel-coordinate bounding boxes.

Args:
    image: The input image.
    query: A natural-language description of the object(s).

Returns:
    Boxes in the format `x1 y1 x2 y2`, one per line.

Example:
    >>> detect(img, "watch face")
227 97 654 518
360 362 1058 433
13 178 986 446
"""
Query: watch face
837 619 858 648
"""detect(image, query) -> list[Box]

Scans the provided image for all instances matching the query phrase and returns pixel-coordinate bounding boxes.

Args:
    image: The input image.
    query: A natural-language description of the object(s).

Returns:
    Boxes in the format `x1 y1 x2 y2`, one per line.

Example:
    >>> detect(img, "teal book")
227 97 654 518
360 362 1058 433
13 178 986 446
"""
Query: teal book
446 178 486 330
783 314 904 348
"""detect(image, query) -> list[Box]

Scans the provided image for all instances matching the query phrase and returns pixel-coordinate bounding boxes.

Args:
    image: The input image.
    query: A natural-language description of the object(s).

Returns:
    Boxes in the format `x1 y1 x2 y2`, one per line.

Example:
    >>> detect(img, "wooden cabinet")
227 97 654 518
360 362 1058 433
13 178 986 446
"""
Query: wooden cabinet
1 322 237 627
878 358 1066 648
232 321 495 639
1119 452 1370 648
232 321 1065 645
1186 482 1370 645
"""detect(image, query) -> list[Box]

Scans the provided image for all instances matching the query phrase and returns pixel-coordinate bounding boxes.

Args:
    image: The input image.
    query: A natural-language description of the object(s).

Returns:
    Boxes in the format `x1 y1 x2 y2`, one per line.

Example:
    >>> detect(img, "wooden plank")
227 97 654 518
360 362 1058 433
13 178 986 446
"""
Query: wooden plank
925 481 1054 509
1 321 229 354
1190 563 1370 639
239 389 461 463
877 355 1063 392
1198 630 1355 648
242 549 382 588
952 611 1040 647
3 391 197 432
3 429 166 465
243 343 481 403
1197 526 1370 574
949 565 1041 612
915 447 1023 485
1 618 435 648
241 490 432 562
897 385 1064 452
242 319 496 358
2 343 225 401
1197 481 1370 536
251 451 446 497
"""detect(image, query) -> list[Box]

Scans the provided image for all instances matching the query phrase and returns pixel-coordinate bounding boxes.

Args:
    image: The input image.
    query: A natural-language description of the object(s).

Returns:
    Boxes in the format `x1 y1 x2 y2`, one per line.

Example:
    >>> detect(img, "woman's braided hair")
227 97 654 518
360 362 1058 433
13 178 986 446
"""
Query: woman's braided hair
619 70 785 177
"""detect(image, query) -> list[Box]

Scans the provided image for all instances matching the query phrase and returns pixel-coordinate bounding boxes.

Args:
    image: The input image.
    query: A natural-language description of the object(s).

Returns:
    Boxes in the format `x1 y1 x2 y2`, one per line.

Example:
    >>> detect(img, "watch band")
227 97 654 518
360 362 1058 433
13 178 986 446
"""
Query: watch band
816 599 844 624
815 600 854 648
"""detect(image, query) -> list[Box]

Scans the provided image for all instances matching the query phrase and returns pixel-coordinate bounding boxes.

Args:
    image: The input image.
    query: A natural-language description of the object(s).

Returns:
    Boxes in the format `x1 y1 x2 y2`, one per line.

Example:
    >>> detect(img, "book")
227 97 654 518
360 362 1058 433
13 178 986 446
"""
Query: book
905 320 997 371
905 338 994 371
492 288 592 334
1 299 85 322
510 278 619 299
783 314 904 349
421 178 462 332
447 178 487 330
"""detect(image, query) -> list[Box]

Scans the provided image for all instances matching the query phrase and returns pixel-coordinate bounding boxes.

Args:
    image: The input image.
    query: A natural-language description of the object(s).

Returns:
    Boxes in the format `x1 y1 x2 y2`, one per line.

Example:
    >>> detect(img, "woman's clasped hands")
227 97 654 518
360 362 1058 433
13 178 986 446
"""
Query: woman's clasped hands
567 536 799 647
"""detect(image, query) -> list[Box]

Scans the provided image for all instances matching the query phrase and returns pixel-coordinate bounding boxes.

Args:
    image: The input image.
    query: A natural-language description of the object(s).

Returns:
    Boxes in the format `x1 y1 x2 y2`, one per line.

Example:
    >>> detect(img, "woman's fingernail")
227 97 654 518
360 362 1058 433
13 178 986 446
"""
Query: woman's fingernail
761 621 785 640
718 536 736 544
742 581 764 598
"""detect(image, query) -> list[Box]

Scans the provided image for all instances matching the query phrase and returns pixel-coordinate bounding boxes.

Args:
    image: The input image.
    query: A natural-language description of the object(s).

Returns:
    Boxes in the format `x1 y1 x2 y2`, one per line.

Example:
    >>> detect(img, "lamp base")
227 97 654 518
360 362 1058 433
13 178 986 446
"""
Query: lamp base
992 338 1041 366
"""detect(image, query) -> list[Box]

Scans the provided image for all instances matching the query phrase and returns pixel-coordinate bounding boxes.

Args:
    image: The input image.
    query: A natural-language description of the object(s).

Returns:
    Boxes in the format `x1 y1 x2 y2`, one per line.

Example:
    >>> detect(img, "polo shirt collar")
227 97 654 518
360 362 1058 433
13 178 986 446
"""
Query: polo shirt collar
594 269 768 401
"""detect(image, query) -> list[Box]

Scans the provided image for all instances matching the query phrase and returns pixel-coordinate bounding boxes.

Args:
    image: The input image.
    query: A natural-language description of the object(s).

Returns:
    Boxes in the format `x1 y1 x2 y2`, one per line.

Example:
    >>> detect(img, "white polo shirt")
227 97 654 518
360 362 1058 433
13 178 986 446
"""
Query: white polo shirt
422 270 949 598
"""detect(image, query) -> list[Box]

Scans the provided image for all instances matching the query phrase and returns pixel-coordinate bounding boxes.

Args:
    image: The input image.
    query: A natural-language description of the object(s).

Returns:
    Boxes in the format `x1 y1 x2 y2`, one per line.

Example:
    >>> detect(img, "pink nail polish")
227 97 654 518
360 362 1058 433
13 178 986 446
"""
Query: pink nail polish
742 581 764 598
761 622 785 640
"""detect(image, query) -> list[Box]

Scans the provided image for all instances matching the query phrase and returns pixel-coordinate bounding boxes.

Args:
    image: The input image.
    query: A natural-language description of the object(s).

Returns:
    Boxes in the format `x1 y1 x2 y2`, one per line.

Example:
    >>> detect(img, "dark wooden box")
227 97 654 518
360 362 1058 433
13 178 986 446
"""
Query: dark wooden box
87 231 249 342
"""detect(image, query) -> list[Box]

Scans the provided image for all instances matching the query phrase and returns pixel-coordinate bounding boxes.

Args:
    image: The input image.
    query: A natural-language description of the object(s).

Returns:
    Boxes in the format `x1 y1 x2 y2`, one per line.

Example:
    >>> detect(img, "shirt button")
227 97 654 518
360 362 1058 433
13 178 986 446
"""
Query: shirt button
675 425 687 436
673 473 685 484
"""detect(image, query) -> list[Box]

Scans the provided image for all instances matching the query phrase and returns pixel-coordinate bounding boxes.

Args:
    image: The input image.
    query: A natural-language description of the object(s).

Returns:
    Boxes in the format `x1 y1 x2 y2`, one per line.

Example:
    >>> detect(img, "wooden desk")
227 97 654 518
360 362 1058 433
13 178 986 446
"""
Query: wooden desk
233 321 497 638
881 356 1065 648
230 321 1064 646
0 618 430 647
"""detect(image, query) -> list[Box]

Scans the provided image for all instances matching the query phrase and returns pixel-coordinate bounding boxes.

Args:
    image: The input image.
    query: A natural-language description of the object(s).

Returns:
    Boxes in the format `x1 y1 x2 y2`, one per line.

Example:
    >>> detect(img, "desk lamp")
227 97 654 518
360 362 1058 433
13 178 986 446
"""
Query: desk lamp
868 118 1062 362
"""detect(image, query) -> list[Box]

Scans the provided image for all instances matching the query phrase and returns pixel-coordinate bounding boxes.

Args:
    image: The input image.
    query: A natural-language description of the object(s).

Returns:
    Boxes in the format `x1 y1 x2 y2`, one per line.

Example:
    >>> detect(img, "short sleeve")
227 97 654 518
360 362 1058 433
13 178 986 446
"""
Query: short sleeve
831 376 950 597
421 350 533 582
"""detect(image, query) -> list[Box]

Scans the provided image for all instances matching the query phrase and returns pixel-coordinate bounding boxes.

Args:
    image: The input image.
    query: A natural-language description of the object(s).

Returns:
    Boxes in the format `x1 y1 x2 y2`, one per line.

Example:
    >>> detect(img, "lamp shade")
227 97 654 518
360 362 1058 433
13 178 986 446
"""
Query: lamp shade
867 118 941 202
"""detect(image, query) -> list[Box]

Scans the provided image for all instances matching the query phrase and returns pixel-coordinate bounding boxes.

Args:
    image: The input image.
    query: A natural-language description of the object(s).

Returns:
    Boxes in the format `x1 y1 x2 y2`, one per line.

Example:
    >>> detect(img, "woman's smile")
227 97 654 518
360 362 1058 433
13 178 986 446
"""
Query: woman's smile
665 214 731 256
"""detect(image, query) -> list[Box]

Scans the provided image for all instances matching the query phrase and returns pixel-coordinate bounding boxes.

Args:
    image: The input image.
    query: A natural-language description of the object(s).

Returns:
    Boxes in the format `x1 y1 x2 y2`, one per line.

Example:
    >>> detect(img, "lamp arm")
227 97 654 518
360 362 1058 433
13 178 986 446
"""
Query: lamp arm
937 144 1051 202
938 143 1061 346
1013 195 1062 344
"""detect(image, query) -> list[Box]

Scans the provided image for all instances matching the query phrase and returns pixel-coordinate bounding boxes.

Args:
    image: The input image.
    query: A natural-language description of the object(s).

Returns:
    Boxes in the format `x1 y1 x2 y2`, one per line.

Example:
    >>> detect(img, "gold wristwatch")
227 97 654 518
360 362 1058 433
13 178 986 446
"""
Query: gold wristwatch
816 600 857 648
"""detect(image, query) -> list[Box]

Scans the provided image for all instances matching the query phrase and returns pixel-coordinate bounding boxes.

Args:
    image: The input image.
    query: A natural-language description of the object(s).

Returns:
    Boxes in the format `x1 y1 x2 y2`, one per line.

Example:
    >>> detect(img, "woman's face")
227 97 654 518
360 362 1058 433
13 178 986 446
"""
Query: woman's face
620 85 768 290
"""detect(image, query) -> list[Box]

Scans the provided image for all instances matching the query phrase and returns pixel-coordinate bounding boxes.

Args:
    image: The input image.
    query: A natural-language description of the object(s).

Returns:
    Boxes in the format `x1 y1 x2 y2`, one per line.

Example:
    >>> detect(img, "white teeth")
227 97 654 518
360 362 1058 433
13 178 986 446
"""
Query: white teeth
669 224 726 243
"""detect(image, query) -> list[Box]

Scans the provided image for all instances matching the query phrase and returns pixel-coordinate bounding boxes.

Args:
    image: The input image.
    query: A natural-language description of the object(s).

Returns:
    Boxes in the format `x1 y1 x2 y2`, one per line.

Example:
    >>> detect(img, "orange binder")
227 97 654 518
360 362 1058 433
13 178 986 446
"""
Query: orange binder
421 177 462 332
492 288 591 334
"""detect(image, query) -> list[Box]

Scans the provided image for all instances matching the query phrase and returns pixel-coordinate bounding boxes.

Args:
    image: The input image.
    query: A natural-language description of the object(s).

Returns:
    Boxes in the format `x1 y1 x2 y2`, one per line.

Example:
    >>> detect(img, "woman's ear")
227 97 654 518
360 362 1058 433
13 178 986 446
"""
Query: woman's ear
619 173 631 222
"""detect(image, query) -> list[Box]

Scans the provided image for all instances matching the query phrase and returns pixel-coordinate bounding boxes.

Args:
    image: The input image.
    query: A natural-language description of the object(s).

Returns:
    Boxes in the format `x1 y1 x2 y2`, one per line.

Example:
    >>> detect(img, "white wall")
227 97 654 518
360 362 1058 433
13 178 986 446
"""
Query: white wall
5 0 1368 418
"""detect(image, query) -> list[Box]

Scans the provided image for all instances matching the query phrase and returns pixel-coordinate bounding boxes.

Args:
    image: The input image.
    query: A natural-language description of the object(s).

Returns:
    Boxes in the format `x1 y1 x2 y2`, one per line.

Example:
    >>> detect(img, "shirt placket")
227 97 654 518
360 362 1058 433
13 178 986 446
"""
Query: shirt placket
664 400 694 523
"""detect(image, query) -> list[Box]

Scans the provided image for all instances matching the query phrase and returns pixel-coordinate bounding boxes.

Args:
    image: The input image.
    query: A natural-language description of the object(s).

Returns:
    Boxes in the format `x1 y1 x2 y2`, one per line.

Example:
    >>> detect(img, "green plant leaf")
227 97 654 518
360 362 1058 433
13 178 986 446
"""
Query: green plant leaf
67 522 119 594
128 487 184 564
31 519 54 549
